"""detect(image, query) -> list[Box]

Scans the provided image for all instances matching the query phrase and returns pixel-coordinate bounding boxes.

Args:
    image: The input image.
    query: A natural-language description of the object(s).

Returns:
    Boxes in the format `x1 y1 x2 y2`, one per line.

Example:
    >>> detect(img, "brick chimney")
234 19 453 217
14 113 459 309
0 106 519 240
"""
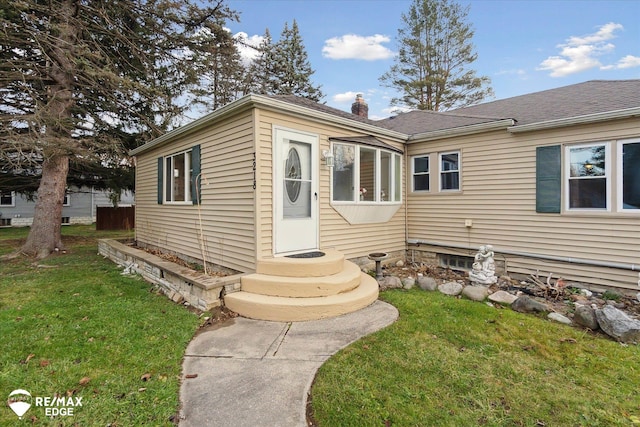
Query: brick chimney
351 94 368 119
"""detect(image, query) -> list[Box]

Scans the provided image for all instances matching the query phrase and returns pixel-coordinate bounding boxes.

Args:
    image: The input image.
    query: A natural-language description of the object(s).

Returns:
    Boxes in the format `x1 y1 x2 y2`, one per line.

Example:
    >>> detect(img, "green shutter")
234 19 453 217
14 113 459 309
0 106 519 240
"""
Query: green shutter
157 157 163 204
536 145 561 213
191 145 201 205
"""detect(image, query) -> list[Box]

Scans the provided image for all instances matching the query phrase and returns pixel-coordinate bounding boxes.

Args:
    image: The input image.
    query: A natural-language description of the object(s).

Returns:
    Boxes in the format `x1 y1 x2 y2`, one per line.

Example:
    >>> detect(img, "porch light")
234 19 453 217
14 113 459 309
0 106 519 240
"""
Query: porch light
322 150 334 167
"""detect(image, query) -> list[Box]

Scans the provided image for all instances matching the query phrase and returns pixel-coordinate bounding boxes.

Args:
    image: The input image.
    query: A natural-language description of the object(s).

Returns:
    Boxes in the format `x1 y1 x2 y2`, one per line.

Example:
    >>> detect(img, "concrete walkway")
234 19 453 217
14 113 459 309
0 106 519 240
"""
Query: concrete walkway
179 300 399 427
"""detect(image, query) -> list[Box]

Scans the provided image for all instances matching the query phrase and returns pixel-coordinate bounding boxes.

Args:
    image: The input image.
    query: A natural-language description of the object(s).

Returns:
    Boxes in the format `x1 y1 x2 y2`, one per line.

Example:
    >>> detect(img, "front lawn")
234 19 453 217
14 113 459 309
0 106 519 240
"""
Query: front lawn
311 289 640 426
0 225 201 425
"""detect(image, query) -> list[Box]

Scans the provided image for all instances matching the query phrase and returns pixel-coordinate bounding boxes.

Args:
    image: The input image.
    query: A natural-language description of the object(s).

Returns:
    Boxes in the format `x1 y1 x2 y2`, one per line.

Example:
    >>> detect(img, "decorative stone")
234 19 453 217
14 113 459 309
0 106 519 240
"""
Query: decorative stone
377 275 403 291
461 285 488 302
573 305 599 330
595 305 640 343
468 245 498 285
396 260 404 267
438 281 464 296
511 295 549 313
488 290 517 305
580 289 593 298
402 277 415 289
548 312 572 325
418 276 438 292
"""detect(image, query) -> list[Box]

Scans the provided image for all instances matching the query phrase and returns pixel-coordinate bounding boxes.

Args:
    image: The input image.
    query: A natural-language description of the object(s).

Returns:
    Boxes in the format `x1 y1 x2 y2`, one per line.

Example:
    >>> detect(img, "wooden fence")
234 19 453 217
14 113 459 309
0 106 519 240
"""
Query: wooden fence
96 206 135 230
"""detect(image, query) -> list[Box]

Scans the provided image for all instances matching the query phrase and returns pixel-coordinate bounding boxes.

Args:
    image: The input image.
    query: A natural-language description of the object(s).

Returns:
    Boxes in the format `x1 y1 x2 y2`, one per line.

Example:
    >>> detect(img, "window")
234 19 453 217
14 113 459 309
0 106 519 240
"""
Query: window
620 139 640 210
157 145 201 205
440 151 460 191
567 143 609 210
439 254 474 271
0 191 15 207
0 218 11 227
332 143 401 203
412 156 430 192
63 193 70 206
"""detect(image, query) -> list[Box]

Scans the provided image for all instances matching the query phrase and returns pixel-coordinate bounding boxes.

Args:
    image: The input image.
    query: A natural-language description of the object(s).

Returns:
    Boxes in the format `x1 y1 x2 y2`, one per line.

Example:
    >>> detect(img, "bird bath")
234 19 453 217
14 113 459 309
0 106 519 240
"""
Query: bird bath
368 252 388 280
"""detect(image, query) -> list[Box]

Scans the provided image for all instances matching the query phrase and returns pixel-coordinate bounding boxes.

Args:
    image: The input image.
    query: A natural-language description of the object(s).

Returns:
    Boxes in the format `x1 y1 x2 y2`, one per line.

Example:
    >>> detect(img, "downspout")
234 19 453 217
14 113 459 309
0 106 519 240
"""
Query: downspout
407 238 639 271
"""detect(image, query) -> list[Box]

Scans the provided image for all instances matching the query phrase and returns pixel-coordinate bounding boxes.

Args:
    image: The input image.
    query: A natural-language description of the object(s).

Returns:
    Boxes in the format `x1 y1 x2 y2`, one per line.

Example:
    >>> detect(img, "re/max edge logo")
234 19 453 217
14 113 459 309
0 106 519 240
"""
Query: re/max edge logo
7 389 83 419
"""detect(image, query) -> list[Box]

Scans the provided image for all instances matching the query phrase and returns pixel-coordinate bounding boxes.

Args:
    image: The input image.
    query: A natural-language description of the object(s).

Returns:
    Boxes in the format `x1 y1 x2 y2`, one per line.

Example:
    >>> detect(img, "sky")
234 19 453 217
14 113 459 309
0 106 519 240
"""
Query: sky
225 0 640 120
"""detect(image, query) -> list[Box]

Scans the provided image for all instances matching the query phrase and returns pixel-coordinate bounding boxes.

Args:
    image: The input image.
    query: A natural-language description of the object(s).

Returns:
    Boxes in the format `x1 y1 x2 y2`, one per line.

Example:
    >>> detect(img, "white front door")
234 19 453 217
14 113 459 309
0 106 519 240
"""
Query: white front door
274 127 318 254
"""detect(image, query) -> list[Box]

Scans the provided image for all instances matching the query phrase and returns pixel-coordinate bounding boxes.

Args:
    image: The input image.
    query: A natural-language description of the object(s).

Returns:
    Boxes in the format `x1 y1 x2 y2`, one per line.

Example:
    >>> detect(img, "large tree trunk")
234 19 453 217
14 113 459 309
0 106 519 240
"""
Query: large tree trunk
21 156 69 258
19 0 78 259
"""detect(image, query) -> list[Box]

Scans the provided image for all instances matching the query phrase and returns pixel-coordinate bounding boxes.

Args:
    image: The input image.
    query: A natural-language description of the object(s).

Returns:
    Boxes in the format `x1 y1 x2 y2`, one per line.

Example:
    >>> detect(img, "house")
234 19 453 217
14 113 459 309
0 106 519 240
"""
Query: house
129 80 639 320
0 187 134 227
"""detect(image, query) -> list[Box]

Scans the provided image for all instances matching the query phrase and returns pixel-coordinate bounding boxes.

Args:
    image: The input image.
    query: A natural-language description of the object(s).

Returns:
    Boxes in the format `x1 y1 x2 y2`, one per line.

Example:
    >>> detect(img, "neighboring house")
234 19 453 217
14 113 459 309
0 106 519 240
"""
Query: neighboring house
0 187 134 227
129 80 639 320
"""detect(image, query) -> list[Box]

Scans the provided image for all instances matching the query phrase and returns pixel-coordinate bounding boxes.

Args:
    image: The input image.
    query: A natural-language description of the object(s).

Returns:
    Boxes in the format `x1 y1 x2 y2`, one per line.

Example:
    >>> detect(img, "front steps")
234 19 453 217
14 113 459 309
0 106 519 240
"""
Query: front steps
224 249 379 322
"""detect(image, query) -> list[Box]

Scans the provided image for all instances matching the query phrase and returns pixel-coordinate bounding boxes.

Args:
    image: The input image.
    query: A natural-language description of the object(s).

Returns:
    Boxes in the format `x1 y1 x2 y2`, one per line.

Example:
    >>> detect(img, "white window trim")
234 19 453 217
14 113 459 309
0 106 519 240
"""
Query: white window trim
163 149 192 204
618 137 640 213
63 193 71 206
565 142 611 212
330 143 402 205
411 155 430 192
439 151 461 192
0 191 16 207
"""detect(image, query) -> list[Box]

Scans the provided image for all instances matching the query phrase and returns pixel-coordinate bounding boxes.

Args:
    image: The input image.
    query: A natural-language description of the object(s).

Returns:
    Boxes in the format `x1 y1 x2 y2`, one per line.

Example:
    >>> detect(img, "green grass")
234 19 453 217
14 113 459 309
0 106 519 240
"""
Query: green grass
311 289 640 427
0 225 201 426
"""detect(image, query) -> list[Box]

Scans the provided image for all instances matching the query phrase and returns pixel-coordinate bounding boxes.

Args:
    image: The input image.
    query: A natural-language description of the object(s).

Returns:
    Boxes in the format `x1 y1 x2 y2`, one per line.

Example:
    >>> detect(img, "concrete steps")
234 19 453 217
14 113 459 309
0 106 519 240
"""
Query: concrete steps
224 250 379 321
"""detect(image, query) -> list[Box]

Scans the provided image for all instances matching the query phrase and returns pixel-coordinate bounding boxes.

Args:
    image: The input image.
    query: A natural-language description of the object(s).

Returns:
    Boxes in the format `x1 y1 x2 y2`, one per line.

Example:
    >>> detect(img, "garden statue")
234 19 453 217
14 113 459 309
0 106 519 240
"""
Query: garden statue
469 245 497 285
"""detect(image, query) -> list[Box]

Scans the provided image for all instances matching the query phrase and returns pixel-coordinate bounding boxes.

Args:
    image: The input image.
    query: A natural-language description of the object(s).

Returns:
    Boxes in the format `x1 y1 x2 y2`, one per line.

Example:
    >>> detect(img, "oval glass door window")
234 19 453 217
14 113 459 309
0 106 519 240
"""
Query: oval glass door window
285 147 302 202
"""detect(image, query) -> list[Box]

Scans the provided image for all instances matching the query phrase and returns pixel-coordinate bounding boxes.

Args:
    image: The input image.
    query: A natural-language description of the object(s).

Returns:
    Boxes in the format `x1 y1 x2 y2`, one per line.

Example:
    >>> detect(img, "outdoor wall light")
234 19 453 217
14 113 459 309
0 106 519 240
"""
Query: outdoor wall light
322 150 334 167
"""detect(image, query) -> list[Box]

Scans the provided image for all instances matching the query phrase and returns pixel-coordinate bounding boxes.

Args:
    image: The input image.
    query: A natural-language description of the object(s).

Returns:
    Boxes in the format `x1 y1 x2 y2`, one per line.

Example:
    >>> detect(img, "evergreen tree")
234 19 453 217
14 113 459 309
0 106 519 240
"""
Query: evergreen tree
243 28 274 96
244 22 323 101
191 26 246 112
271 20 324 101
0 0 238 259
380 0 493 111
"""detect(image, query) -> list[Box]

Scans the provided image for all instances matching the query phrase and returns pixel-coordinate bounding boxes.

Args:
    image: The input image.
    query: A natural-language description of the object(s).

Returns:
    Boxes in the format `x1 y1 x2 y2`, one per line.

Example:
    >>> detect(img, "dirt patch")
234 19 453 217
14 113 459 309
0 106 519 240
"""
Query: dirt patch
135 245 230 278
194 306 240 336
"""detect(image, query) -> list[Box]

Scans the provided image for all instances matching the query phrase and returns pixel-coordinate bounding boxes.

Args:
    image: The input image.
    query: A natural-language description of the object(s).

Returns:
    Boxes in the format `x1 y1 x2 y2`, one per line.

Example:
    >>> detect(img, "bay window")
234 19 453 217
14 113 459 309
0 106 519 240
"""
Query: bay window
332 143 401 203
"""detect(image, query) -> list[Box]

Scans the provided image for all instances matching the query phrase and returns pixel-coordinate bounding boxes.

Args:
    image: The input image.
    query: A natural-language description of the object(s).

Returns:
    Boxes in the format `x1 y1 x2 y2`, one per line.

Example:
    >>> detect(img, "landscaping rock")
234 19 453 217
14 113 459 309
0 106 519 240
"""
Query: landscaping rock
396 260 404 267
488 290 517 305
417 276 438 292
461 285 488 302
402 277 415 290
511 295 549 313
573 305 599 330
580 289 593 298
438 281 464 296
548 312 572 325
595 305 640 343
377 275 403 291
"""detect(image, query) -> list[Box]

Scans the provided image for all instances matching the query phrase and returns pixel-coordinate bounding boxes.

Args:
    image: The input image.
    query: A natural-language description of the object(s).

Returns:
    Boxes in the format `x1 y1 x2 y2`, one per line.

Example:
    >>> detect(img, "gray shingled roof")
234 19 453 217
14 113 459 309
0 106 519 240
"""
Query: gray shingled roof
376 80 640 133
272 80 639 136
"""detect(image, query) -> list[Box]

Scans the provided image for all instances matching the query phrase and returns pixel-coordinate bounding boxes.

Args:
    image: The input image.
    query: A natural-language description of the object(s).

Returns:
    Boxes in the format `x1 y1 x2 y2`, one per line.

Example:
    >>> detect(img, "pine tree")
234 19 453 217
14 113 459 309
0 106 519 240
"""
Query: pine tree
0 0 238 259
243 28 274 96
191 27 246 112
380 0 493 111
271 20 324 101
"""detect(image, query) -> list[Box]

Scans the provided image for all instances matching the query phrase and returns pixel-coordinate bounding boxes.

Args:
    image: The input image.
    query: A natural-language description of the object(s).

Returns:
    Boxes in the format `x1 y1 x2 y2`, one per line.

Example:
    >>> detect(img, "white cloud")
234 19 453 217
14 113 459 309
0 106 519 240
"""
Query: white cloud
537 22 629 77
322 34 394 61
333 91 361 104
233 31 264 65
613 55 640 69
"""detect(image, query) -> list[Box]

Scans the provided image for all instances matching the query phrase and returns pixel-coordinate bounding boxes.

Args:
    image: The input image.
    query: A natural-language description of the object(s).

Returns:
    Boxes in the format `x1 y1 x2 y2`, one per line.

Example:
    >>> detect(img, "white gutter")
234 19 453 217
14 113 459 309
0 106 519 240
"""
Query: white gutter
130 94 408 156
407 118 515 143
407 238 639 271
508 107 640 133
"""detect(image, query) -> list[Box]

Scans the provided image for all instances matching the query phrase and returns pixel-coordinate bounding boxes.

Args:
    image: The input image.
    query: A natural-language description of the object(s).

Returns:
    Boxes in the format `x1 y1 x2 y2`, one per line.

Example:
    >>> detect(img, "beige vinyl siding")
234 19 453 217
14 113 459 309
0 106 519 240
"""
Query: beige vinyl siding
135 110 256 273
255 107 406 261
407 118 640 289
